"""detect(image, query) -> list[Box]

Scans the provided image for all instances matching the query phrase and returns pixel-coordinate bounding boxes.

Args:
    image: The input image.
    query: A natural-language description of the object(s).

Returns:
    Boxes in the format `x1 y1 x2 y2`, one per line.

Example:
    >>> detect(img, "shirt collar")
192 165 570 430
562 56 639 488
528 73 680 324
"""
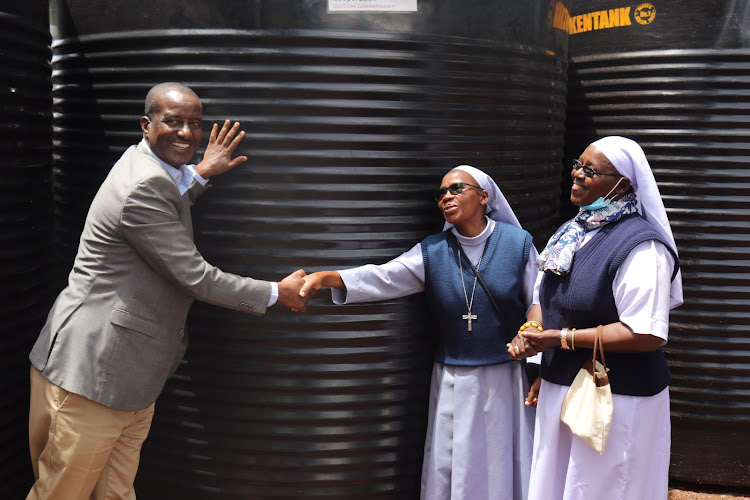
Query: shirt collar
452 216 495 247
140 138 182 181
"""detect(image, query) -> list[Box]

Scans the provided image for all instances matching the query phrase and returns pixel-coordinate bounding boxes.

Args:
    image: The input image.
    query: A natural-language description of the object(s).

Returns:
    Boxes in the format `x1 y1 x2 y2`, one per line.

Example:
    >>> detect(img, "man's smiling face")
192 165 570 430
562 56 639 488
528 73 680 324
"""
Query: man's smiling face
141 89 203 168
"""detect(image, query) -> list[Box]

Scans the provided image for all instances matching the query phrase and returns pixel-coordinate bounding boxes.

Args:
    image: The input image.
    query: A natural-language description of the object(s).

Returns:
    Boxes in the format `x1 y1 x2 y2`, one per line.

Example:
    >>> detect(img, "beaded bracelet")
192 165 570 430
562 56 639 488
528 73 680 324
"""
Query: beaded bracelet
518 321 543 334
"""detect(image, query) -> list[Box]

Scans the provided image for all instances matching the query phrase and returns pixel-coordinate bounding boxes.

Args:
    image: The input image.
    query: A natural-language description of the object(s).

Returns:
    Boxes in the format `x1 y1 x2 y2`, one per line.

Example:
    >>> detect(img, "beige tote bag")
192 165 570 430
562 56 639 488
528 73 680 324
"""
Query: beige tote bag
560 325 613 455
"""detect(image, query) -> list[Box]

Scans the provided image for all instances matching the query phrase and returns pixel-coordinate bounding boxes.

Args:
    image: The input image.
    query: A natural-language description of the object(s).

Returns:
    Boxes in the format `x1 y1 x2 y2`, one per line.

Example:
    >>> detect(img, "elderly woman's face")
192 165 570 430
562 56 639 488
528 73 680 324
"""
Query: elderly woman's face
570 145 625 207
437 170 488 228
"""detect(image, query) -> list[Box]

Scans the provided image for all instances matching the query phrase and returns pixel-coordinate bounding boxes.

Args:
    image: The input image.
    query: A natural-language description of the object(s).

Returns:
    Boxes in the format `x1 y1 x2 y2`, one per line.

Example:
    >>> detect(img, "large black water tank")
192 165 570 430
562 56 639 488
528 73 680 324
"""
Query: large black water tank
0 2 53 498
50 0 568 497
565 0 750 487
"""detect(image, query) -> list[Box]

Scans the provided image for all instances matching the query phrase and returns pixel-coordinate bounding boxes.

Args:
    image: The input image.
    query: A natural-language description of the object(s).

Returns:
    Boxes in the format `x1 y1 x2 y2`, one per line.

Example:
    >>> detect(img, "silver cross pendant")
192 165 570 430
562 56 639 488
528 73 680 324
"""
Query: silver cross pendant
463 313 477 332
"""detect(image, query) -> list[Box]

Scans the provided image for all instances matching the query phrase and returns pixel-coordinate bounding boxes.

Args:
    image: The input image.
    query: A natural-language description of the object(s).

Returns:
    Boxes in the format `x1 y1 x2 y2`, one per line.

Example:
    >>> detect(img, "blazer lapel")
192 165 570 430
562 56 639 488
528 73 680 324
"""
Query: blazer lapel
136 142 194 239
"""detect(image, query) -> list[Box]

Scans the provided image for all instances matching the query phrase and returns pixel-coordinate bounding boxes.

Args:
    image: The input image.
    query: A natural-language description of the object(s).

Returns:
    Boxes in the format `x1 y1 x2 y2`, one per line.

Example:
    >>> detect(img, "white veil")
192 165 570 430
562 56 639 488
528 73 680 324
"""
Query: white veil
591 136 683 308
442 165 522 230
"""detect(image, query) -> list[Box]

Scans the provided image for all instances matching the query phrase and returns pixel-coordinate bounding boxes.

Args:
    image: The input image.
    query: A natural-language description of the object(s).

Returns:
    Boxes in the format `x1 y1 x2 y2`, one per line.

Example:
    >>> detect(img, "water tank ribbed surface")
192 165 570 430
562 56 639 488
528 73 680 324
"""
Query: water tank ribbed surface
0 2 53 498
51 1 568 497
565 0 750 487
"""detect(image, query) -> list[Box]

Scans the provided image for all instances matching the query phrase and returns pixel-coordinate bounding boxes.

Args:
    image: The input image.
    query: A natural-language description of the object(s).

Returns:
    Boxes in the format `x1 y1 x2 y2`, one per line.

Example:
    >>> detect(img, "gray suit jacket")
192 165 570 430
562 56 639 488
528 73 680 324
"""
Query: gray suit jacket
30 143 272 410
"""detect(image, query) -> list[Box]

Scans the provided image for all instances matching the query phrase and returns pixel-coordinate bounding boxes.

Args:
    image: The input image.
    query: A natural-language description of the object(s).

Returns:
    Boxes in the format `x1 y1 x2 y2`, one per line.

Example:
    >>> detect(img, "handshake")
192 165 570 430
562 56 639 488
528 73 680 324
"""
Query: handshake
275 269 335 313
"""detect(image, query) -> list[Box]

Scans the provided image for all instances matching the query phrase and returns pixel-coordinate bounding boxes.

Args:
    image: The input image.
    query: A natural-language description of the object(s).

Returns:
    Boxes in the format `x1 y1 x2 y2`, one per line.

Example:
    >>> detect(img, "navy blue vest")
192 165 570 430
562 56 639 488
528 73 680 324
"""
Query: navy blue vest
422 222 532 366
539 213 679 396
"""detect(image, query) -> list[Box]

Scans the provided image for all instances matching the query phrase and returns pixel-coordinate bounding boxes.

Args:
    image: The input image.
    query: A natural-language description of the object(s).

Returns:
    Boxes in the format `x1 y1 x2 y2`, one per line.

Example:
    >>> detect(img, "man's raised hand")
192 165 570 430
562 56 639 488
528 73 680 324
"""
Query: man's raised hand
195 120 248 178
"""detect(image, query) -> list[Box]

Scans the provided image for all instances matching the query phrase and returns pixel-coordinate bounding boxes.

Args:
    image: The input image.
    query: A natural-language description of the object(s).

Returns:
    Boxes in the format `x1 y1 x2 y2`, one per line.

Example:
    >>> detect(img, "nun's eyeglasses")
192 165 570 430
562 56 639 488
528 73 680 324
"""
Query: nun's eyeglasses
572 159 621 178
434 182 483 201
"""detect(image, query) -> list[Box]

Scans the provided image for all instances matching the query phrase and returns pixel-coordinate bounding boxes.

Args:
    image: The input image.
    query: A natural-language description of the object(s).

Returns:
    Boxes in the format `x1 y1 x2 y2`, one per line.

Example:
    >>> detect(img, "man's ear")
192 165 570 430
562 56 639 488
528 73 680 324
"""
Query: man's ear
140 116 150 137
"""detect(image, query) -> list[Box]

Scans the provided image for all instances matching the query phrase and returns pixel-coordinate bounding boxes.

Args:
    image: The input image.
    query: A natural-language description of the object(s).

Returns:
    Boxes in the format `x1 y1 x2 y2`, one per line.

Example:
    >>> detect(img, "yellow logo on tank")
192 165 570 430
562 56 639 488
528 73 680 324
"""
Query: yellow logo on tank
568 3 657 35
634 3 657 25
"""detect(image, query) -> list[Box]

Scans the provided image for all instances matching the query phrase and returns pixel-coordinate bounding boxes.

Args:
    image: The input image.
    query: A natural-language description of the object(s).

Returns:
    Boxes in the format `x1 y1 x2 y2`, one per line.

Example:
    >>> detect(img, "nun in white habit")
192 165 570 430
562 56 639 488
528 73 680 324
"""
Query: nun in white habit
508 136 682 500
300 165 540 500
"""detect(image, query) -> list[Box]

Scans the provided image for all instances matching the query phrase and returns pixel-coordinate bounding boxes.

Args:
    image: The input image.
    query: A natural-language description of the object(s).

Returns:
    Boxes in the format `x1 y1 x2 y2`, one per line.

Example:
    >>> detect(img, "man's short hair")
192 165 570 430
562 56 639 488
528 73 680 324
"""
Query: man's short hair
144 82 199 117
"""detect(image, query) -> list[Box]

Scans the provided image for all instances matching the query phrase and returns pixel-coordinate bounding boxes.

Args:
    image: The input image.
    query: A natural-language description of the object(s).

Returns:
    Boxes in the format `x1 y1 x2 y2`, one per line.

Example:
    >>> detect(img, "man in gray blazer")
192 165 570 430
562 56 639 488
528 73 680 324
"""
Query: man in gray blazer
26 82 309 500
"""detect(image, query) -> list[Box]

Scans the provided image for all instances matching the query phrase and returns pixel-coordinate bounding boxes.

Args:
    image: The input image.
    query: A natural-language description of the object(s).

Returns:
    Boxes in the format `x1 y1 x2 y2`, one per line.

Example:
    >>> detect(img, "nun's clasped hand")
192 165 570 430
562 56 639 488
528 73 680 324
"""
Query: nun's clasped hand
506 332 537 359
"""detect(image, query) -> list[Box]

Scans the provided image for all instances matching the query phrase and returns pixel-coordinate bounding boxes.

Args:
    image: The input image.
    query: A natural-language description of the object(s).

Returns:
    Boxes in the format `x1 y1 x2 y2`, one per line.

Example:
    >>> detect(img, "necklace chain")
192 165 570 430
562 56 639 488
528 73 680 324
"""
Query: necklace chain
459 246 482 332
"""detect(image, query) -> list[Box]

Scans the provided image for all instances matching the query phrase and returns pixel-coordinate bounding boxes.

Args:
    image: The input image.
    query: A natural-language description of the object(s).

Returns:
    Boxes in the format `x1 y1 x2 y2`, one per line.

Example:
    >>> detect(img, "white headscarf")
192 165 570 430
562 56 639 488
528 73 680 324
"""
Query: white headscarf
591 136 683 308
442 165 522 230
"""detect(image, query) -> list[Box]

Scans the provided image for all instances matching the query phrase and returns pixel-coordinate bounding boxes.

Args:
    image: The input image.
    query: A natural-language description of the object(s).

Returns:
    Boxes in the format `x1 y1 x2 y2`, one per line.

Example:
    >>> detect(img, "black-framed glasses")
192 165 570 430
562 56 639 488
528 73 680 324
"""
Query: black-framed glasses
572 159 621 178
434 182 483 201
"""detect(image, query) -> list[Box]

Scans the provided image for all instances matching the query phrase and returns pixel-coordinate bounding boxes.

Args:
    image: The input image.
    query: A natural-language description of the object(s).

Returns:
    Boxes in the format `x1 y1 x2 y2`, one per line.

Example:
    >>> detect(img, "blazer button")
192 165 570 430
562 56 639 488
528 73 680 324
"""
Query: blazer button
178 329 185 339
185 294 194 302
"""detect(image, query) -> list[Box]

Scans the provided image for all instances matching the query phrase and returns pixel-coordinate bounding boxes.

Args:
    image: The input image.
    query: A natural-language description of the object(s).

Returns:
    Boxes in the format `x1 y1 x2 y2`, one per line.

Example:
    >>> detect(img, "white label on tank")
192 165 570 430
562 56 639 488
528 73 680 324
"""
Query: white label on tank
328 0 417 13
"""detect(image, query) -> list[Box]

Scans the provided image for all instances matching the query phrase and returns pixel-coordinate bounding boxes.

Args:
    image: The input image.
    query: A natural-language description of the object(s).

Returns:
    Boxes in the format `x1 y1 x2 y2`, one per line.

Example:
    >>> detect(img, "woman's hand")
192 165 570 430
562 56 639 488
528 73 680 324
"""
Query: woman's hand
299 272 325 297
299 270 345 297
509 307 545 359
525 376 541 407
522 329 563 352
506 329 539 359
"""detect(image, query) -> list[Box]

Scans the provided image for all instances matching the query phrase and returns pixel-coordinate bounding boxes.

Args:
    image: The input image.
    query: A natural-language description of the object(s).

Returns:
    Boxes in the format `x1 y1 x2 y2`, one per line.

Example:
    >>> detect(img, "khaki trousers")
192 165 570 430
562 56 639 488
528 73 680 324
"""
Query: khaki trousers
27 366 155 500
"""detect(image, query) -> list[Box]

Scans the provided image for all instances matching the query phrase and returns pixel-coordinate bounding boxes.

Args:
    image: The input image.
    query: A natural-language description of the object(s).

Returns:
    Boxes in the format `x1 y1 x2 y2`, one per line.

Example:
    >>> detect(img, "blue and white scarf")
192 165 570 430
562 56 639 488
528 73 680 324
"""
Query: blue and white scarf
537 193 638 275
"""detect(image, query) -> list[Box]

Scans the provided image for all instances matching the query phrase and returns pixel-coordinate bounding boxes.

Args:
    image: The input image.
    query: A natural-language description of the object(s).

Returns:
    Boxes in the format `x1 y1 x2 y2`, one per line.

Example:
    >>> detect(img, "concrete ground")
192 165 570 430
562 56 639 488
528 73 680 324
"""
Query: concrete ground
669 481 750 499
